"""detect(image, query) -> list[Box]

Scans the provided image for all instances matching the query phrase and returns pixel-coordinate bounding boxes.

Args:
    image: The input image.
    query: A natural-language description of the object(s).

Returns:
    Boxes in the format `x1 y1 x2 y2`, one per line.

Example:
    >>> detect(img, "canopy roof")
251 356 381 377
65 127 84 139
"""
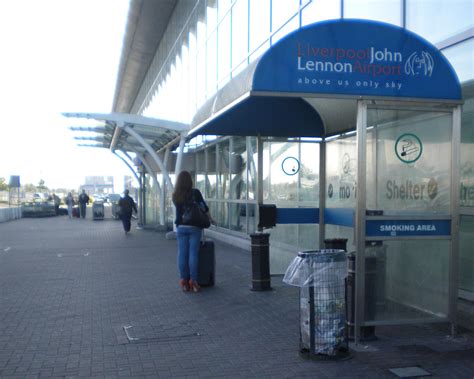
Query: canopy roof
190 19 462 139
63 112 187 155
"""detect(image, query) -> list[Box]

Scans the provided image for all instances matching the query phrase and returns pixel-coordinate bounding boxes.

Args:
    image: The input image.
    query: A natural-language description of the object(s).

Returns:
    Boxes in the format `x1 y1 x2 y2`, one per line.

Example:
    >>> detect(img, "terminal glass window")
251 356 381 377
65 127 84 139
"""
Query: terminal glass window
344 0 401 26
302 0 340 25
407 0 474 45
249 0 270 55
231 0 249 71
271 0 299 34
442 39 474 84
247 137 258 201
217 13 231 85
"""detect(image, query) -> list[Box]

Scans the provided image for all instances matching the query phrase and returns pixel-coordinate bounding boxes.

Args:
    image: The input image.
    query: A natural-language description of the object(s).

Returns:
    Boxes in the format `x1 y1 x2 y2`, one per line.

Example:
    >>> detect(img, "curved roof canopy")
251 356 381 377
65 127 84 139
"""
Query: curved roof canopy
63 112 187 155
190 19 462 139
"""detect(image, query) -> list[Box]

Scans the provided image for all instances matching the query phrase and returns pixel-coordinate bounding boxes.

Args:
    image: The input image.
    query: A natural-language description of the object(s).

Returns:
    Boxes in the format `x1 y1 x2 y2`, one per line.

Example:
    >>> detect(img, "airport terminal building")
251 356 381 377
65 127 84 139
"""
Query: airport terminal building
67 0 473 335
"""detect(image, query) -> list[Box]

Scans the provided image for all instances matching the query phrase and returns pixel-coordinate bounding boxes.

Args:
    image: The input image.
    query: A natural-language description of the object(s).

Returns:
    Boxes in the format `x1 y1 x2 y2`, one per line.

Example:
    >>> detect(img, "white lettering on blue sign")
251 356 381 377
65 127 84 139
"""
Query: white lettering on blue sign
379 224 436 232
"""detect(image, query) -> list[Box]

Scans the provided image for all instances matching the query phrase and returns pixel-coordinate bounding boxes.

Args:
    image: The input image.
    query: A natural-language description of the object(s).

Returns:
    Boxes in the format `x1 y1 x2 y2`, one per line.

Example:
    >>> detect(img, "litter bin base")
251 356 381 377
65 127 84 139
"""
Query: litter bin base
299 347 352 361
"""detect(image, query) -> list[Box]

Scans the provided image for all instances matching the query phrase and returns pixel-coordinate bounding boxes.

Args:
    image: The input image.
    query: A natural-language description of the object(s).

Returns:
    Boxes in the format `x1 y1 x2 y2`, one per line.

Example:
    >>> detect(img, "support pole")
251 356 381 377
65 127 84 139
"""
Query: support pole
449 105 461 336
355 100 367 345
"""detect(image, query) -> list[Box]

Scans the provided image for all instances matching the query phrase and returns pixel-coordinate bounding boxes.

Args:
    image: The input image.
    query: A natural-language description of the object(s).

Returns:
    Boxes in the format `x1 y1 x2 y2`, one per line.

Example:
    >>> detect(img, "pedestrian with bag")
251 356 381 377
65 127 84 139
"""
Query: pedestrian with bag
78 189 90 219
118 189 137 234
172 170 211 293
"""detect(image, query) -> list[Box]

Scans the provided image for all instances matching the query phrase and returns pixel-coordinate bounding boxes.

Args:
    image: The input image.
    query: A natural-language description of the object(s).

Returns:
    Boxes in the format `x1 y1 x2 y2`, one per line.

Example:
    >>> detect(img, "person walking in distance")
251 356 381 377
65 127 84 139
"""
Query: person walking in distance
118 189 137 234
65 192 74 219
172 170 210 293
78 189 89 219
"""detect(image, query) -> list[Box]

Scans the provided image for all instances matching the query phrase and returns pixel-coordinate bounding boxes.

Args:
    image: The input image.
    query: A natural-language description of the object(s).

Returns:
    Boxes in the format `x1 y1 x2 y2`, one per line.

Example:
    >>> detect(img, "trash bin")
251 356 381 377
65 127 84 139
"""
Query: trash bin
283 250 350 360
346 241 386 341
92 200 104 220
324 238 348 251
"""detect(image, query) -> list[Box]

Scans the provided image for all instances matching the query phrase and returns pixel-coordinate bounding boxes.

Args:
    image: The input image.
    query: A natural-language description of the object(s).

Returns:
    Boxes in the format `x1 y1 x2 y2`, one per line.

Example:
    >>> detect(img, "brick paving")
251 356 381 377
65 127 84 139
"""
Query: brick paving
0 209 473 378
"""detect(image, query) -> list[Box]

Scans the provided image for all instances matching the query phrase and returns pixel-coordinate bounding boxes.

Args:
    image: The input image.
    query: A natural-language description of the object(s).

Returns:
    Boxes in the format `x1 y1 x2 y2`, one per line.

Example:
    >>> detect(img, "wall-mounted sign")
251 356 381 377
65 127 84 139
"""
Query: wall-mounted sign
366 219 451 237
281 157 300 176
253 20 461 101
395 133 423 163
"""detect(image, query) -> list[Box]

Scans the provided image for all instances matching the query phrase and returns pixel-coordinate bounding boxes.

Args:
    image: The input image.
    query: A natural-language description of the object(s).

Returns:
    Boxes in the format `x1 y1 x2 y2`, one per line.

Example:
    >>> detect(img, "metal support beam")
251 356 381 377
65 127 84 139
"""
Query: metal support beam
175 132 187 176
355 100 368 345
112 151 140 183
121 124 174 191
257 135 264 231
319 140 326 249
449 105 461 336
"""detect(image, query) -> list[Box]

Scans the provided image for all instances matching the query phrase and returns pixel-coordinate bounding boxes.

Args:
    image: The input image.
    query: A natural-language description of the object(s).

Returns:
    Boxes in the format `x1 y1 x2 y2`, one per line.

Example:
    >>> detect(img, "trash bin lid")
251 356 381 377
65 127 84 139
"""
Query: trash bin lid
297 249 346 263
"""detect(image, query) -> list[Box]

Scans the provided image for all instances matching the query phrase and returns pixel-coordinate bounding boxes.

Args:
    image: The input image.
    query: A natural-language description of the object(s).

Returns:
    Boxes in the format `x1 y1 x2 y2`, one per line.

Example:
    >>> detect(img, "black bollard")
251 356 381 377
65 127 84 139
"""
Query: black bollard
250 233 272 291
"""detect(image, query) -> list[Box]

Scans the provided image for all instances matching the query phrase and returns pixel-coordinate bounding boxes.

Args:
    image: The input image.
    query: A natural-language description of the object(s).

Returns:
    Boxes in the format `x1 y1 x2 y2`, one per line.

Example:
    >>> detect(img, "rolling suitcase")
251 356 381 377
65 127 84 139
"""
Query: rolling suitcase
198 239 215 287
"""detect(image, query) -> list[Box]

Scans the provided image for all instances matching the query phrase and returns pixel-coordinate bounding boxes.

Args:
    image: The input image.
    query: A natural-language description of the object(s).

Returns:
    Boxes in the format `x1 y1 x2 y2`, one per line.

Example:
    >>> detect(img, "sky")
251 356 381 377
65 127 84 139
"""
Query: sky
0 0 131 192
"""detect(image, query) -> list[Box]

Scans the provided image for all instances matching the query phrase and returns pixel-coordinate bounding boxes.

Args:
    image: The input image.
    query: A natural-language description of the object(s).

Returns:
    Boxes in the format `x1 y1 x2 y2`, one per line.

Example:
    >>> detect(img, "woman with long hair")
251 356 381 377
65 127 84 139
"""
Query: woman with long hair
172 170 210 292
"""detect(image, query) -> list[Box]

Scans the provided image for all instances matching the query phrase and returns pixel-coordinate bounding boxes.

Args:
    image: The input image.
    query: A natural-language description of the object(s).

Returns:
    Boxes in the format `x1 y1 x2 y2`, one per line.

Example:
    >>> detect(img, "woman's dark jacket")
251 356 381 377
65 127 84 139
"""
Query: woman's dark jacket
173 188 208 226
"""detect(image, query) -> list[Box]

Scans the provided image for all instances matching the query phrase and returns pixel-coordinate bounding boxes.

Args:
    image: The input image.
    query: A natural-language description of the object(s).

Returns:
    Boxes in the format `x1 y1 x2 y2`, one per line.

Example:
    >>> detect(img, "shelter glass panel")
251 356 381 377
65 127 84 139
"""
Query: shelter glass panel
326 136 357 208
460 215 474 297
300 142 320 203
366 240 449 322
264 141 299 203
406 0 474 45
367 108 452 215
461 96 474 208
344 0 401 26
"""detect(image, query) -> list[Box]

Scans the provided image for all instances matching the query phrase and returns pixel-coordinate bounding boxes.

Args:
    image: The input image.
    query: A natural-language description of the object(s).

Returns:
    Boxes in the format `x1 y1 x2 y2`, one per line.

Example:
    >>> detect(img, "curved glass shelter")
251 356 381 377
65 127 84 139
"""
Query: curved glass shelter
189 19 463 342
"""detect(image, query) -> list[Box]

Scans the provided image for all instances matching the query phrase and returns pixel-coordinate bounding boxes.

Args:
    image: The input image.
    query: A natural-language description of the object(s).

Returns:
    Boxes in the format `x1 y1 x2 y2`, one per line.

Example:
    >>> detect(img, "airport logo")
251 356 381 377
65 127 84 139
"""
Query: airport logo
404 51 434 77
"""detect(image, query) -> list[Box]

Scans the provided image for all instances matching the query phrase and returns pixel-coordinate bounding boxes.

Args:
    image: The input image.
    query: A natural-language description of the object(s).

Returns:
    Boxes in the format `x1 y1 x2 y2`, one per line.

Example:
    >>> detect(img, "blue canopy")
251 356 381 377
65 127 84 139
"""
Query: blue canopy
189 19 461 138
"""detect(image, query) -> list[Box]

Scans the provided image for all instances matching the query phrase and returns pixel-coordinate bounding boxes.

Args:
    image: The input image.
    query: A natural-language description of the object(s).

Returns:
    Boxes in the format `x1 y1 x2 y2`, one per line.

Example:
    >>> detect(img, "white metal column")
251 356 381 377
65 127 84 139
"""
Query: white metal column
355 100 368 345
449 105 462 335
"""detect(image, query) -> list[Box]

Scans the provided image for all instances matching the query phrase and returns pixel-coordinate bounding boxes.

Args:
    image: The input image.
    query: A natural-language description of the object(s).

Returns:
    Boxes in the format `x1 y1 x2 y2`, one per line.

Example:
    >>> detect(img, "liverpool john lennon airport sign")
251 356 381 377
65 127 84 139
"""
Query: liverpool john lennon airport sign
253 19 461 101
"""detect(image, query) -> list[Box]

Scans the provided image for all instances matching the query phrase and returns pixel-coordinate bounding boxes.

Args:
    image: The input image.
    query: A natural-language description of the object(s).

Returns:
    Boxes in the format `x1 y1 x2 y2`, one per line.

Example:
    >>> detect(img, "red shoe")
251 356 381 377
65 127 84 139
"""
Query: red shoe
189 280 201 293
179 279 189 292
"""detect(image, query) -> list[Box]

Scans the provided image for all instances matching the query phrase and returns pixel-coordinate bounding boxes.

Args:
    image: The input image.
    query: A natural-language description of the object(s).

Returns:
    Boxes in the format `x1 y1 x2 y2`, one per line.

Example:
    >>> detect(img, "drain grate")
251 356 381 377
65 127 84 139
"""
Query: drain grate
123 320 202 343
389 366 431 378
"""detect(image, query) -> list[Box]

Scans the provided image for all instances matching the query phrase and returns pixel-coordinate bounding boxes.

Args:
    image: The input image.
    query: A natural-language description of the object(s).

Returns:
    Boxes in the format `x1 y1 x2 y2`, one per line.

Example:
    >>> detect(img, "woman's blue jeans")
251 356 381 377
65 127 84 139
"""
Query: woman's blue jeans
176 226 202 281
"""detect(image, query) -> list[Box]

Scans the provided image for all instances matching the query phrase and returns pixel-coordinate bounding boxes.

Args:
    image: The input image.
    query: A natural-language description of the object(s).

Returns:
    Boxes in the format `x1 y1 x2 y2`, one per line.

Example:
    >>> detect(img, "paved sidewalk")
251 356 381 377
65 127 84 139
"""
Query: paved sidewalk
0 215 473 378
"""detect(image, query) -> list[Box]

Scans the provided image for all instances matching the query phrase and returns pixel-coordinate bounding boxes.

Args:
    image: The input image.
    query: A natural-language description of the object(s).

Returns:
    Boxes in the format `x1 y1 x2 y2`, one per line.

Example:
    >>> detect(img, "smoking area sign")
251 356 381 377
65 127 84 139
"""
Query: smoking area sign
395 133 423 163
366 219 451 237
